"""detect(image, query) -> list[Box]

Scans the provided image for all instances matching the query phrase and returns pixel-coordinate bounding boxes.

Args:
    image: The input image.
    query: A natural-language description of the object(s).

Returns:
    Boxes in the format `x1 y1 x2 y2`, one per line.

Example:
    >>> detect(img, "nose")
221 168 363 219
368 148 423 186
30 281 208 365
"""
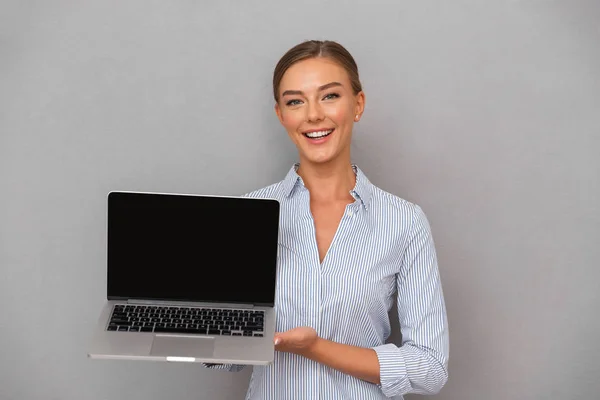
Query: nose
306 101 324 122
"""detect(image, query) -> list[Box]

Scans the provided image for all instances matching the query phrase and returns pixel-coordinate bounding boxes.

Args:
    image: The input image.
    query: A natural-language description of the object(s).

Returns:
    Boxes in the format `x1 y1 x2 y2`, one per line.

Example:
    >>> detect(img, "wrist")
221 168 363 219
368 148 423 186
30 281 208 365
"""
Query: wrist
301 336 323 358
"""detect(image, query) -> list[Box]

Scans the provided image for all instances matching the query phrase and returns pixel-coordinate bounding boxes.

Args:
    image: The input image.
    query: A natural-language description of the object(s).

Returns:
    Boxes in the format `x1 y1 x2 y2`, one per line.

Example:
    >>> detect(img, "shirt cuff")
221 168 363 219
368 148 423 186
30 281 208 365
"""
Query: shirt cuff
372 343 411 397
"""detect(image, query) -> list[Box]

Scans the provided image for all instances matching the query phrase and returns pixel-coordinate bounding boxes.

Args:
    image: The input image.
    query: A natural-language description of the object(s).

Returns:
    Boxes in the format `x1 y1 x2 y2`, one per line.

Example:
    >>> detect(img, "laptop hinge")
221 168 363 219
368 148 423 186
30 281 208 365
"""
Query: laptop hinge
126 299 256 309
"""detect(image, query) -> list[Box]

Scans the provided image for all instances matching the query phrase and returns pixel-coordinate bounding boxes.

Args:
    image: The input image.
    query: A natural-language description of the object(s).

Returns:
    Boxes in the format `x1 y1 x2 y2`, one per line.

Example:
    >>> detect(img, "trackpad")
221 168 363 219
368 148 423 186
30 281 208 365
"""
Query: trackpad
150 335 215 358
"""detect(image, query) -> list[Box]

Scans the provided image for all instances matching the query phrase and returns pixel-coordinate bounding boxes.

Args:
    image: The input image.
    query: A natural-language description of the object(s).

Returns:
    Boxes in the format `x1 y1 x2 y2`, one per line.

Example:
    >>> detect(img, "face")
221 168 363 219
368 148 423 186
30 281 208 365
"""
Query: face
275 57 365 166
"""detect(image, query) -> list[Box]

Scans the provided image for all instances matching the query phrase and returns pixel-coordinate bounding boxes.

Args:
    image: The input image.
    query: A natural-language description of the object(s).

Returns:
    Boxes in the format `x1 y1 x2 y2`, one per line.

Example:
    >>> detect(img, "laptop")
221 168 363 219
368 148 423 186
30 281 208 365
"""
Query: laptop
87 190 280 364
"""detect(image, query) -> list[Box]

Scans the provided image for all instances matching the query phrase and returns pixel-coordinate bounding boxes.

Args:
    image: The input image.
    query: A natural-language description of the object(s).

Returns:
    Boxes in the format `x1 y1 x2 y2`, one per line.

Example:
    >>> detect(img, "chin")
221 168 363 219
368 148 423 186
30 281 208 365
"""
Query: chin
301 153 338 165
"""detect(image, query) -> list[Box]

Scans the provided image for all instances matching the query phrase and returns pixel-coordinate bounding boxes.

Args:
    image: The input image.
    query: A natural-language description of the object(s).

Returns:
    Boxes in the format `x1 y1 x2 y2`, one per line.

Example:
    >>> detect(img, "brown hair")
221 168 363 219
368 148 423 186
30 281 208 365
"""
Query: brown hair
272 40 363 103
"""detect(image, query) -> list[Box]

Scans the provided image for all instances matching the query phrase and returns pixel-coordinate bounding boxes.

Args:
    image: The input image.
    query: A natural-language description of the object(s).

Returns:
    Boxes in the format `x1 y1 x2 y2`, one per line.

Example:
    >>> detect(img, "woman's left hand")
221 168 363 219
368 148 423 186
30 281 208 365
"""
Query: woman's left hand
274 326 319 355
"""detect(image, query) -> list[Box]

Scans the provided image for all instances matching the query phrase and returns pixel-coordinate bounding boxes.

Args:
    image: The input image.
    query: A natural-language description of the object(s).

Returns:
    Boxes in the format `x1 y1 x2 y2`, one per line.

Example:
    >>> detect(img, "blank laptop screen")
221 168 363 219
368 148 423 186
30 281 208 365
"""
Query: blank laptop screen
106 191 280 305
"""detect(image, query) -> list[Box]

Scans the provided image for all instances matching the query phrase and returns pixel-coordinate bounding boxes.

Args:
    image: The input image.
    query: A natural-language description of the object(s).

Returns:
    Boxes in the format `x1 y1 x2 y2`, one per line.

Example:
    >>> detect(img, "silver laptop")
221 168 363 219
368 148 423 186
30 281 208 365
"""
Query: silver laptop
87 190 280 364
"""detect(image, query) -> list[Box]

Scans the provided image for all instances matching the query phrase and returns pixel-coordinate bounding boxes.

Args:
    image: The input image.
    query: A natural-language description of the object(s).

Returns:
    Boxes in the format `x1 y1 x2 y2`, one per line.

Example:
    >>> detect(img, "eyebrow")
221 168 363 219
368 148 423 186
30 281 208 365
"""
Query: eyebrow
281 81 343 97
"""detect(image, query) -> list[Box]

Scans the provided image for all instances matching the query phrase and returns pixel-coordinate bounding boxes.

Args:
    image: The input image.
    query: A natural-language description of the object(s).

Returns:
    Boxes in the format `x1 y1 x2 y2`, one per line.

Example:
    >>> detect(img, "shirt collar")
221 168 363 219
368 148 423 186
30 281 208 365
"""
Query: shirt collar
283 163 372 210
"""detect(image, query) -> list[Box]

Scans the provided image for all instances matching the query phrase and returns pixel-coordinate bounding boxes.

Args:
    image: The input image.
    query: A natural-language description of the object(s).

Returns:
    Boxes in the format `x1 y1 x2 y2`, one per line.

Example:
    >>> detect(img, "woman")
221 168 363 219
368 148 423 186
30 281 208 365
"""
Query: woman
206 40 449 400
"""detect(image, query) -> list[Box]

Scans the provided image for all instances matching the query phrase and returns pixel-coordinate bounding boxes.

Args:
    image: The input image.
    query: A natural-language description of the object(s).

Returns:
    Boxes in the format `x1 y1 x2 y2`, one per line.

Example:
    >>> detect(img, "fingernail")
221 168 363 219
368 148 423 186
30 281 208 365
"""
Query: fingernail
274 338 280 345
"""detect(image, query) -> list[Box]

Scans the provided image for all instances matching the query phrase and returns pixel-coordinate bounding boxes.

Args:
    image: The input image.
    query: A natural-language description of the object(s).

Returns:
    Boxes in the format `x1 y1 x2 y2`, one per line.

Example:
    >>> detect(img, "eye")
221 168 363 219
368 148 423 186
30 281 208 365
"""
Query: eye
285 99 303 106
323 92 340 100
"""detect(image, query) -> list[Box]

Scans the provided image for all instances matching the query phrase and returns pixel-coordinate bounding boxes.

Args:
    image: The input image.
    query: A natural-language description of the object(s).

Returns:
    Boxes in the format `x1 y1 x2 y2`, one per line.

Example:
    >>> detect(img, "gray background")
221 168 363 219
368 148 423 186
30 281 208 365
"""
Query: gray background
1 1 599 399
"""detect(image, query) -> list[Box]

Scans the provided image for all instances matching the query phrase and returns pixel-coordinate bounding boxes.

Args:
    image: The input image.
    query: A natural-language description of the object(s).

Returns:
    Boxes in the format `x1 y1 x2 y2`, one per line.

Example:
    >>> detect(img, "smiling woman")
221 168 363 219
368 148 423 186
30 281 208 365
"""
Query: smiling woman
204 40 449 400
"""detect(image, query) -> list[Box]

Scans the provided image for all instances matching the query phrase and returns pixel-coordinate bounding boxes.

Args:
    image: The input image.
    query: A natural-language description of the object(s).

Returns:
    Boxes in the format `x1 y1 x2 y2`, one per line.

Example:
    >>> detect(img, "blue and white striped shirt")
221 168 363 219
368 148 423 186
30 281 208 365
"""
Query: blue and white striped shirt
207 164 449 399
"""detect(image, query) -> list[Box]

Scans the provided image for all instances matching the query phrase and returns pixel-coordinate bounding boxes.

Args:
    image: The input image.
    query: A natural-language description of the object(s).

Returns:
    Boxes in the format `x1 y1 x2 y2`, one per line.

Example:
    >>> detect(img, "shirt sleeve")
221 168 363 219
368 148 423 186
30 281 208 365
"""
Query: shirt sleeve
372 205 449 397
201 363 246 372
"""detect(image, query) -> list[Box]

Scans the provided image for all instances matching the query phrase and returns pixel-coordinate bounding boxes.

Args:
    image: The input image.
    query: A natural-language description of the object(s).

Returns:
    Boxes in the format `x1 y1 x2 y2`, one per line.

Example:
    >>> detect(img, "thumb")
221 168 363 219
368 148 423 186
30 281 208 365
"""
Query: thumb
274 333 282 345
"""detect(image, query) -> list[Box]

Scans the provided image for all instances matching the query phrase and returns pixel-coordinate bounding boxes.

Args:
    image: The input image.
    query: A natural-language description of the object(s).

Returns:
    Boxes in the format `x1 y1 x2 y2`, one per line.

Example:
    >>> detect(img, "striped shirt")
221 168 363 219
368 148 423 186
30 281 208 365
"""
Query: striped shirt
206 164 449 399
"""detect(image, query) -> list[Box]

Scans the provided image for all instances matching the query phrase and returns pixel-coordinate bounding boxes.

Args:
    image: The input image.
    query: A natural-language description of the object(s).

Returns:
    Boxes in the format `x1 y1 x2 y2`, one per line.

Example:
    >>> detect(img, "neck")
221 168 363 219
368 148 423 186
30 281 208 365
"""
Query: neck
296 158 356 203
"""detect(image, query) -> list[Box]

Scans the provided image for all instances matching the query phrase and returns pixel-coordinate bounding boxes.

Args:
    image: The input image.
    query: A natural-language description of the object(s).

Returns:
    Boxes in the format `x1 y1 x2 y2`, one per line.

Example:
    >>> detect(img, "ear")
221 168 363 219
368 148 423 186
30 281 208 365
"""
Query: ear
275 102 285 126
354 91 366 120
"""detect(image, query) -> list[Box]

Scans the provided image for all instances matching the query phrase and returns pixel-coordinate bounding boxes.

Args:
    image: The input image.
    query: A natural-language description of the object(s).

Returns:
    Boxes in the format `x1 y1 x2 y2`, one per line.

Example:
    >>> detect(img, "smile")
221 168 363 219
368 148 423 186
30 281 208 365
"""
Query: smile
302 129 334 139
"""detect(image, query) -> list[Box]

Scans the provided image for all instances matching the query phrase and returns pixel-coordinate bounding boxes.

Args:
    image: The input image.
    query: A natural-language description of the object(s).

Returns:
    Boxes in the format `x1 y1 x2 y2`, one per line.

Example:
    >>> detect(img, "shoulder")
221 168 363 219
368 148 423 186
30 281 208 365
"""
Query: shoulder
242 180 288 201
241 165 298 202
354 165 424 222
371 184 425 219
367 183 431 235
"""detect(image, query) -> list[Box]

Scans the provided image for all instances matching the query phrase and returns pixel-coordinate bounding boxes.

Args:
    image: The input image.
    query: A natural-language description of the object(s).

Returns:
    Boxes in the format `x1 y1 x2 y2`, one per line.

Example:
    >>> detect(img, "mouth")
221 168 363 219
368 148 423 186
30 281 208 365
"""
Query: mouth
302 128 334 139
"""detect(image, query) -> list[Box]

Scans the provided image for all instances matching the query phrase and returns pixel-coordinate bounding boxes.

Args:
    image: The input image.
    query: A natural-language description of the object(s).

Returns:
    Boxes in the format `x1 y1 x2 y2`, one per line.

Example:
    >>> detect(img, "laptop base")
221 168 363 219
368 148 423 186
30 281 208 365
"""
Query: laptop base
88 301 275 364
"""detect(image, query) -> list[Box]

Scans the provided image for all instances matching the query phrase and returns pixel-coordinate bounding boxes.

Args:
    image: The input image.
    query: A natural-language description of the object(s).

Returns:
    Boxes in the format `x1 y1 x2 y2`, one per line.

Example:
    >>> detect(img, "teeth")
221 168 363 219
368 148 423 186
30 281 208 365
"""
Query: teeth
305 129 333 138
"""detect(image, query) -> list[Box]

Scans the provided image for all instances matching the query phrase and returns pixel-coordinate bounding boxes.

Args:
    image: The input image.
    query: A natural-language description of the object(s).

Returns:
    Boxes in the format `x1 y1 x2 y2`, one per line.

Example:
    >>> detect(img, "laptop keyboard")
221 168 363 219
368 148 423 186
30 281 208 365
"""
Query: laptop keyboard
106 304 265 337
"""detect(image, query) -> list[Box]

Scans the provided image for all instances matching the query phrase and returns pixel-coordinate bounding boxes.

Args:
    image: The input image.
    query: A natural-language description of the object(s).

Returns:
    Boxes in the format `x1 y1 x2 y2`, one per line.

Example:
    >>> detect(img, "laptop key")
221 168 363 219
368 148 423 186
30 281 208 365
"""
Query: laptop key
186 328 207 334
140 327 153 332
107 326 118 331
154 327 181 334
